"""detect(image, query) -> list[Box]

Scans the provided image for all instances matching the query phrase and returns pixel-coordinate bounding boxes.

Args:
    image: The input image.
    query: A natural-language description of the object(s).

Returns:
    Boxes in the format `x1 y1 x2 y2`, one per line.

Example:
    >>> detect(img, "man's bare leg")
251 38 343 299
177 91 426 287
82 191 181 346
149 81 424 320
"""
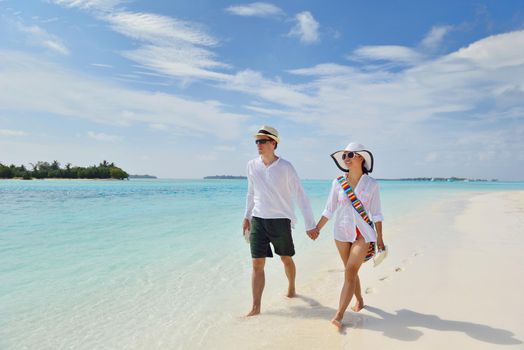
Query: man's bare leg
280 256 296 298
247 258 265 316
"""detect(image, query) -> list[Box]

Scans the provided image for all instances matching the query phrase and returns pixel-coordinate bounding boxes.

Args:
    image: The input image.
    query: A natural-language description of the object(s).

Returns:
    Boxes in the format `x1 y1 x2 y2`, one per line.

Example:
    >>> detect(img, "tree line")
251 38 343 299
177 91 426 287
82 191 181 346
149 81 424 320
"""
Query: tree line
0 160 129 180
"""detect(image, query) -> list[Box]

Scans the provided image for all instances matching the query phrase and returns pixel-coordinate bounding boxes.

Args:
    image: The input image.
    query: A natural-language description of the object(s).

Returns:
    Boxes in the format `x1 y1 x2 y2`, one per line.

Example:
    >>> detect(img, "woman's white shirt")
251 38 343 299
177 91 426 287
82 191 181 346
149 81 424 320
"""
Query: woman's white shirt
322 174 384 243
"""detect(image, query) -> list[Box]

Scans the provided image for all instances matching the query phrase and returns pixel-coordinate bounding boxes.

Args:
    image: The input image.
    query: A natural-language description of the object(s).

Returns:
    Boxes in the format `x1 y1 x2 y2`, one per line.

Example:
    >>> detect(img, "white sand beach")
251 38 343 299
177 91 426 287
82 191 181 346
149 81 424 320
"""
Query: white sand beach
203 190 524 349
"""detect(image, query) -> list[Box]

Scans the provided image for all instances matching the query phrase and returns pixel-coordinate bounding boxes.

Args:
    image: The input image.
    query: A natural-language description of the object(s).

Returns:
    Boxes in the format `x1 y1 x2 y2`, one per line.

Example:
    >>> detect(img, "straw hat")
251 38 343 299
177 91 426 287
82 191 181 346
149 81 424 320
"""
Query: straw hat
254 125 279 143
331 142 374 173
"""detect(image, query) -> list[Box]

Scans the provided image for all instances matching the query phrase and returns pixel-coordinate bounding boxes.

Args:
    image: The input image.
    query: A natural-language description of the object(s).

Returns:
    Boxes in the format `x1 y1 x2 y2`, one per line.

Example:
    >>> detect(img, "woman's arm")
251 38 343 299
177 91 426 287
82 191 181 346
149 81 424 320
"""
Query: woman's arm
369 182 385 249
375 221 384 250
316 180 339 235
316 215 329 231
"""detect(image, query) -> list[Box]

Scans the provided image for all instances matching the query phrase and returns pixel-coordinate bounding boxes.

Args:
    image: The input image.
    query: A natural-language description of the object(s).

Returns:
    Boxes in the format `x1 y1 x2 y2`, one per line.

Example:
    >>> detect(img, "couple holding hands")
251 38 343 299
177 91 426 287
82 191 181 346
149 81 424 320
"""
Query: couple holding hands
242 126 385 330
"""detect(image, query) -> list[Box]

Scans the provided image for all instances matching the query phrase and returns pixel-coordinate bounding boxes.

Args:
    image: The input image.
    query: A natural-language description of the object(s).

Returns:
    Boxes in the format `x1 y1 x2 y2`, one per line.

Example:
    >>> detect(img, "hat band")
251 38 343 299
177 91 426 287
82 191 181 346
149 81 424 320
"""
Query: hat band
258 129 277 138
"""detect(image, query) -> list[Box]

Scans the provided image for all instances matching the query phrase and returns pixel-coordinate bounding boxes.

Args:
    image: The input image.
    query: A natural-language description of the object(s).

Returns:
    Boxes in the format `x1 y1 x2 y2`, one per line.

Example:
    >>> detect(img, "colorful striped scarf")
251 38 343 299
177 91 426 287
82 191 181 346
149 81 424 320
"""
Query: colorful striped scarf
336 175 376 261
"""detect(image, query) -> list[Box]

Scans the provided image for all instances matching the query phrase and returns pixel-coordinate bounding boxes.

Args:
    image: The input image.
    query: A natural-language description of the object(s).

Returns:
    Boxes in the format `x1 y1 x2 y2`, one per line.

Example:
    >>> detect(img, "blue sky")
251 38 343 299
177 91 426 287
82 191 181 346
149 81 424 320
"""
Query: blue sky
1 0 523 180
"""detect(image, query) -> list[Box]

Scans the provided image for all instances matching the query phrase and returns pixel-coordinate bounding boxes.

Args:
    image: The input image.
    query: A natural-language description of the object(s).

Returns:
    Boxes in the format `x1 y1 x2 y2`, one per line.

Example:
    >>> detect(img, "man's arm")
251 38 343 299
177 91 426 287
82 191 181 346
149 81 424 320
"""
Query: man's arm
290 165 317 237
243 164 255 233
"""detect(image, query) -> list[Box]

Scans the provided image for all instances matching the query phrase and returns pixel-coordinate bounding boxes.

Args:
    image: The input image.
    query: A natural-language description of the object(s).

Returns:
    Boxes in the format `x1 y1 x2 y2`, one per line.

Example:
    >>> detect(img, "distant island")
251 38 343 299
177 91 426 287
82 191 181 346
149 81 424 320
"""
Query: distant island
204 175 247 179
0 161 129 180
129 174 157 179
379 177 498 182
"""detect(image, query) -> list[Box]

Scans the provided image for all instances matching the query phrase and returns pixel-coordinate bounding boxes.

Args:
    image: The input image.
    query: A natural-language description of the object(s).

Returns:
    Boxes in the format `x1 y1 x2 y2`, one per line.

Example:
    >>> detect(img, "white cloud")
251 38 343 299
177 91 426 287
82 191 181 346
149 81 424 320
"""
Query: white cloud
0 129 28 137
348 25 453 65
0 51 248 140
49 3 230 81
16 22 70 55
228 30 524 179
3 3 523 180
215 145 236 152
91 63 113 68
425 152 438 163
104 11 218 46
288 11 319 44
121 44 230 81
149 123 168 131
289 63 357 76
421 25 453 50
225 2 284 18
451 30 524 68
101 11 230 81
350 45 424 65
87 131 122 142
224 69 314 110
50 0 122 11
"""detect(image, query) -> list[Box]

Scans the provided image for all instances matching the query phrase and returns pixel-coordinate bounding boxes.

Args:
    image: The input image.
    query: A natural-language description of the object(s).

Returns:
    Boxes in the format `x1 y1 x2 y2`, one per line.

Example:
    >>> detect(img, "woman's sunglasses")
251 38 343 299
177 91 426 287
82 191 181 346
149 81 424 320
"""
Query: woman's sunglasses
341 151 359 160
255 138 274 145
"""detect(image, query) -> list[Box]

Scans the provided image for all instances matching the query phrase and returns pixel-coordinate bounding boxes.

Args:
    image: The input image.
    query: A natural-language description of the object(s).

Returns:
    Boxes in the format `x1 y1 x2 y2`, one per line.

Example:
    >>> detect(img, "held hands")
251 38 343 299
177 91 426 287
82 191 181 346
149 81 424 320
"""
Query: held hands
306 227 320 241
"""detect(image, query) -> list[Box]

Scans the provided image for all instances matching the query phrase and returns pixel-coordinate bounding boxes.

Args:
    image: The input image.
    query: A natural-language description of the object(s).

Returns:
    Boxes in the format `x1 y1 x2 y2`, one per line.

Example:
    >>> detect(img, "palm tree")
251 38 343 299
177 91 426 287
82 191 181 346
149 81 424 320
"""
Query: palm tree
51 160 60 170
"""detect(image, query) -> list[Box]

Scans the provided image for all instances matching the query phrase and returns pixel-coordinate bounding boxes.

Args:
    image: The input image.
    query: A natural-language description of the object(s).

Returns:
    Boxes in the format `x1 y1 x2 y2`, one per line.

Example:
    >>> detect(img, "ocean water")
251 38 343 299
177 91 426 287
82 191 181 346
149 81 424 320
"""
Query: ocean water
1 178 523 349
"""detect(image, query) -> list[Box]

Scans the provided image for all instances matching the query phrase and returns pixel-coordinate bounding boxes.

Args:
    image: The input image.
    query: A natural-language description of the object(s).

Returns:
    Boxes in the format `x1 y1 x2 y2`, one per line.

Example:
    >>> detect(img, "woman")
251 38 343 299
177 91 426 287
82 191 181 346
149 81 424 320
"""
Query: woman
316 142 385 330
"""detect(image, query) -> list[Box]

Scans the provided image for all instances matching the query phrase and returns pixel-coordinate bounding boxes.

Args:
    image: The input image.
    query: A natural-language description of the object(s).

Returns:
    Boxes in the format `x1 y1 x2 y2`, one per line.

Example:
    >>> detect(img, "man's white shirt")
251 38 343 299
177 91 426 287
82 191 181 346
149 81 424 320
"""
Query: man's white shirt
244 156 316 230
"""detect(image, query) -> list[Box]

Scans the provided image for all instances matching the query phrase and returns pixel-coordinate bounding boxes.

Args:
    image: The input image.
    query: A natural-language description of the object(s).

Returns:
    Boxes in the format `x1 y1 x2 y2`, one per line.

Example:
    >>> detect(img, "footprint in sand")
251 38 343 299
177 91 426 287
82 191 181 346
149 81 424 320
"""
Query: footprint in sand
365 287 378 294
328 268 344 273
394 267 404 272
347 316 364 328
378 276 389 282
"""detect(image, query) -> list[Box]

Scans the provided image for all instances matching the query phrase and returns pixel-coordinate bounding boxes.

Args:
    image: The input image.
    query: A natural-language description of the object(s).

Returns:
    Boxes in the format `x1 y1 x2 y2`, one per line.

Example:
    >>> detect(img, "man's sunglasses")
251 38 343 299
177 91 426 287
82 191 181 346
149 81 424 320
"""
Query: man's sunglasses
255 138 274 145
341 151 359 160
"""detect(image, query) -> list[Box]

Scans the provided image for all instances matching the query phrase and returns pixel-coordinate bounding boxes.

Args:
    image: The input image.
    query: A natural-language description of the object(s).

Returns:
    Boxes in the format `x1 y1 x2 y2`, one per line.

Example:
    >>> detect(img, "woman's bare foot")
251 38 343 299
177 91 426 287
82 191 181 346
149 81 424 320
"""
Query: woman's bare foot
331 318 343 331
246 305 261 317
286 287 296 298
351 298 365 312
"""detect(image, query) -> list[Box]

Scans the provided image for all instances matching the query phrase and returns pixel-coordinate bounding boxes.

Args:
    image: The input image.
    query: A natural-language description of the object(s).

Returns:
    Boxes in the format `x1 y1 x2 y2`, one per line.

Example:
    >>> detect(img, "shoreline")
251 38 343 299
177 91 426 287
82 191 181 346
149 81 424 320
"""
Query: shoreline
0 178 126 181
202 189 524 349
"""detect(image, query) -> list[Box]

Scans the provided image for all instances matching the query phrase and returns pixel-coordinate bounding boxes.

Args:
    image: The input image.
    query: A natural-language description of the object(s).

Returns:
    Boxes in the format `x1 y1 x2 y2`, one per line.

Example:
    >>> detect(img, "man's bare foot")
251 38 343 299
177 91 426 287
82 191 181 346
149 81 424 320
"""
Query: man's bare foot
331 318 343 331
286 287 296 298
351 298 365 312
246 306 260 317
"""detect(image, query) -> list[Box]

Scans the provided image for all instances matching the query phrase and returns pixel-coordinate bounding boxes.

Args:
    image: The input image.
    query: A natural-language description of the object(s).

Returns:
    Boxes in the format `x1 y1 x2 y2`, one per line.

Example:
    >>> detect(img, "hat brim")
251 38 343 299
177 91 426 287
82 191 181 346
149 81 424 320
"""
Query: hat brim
254 133 279 143
330 150 374 173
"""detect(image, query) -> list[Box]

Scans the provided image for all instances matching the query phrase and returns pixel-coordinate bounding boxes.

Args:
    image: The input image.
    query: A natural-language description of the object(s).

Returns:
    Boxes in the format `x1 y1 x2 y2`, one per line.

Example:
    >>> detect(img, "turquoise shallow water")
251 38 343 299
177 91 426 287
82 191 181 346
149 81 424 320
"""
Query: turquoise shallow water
1 179 523 348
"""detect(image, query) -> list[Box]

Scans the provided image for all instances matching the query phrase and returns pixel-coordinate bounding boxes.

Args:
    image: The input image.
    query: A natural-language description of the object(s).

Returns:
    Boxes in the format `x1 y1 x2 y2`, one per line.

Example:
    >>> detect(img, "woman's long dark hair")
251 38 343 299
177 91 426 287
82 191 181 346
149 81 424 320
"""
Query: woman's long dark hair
362 162 369 174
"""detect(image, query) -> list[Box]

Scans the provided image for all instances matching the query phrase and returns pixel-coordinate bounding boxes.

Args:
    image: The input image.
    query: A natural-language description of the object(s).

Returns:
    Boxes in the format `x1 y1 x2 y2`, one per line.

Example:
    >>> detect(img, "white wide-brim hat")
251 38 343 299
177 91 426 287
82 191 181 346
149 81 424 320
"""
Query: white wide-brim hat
253 125 279 143
331 142 374 173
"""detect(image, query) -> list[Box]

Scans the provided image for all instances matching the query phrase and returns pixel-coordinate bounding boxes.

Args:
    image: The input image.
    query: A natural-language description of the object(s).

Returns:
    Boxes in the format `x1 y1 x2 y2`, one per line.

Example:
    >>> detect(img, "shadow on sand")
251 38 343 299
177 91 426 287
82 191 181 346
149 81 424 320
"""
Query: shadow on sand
264 295 522 345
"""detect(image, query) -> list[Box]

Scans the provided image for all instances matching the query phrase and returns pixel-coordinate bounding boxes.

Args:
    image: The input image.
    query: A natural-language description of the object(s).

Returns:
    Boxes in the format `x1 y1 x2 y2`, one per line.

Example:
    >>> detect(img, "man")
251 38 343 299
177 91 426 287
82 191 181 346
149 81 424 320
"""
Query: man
243 125 319 317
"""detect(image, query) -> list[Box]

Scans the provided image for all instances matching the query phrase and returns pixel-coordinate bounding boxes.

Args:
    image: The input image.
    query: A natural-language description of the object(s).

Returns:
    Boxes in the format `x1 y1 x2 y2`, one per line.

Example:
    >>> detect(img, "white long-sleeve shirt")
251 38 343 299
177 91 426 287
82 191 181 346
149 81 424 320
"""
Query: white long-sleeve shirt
244 156 316 230
322 175 384 243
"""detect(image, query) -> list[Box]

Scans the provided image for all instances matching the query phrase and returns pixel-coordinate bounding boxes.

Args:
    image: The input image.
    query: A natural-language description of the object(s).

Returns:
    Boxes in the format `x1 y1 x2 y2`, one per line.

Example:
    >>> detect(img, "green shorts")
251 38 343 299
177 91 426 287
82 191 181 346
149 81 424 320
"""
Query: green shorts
250 216 294 258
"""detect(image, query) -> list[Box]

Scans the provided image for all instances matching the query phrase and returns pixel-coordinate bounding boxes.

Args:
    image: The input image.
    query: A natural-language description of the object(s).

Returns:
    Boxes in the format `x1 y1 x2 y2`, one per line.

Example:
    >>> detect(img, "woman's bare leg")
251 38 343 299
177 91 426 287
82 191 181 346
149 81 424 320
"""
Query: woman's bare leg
331 238 369 329
334 240 365 313
351 275 365 312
